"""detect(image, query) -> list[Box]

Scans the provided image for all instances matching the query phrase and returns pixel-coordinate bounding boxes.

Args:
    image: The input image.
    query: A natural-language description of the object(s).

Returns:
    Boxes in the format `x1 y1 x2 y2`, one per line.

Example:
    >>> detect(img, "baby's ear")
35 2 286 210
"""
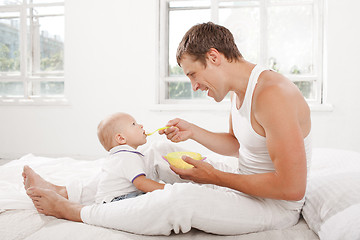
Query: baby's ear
115 133 126 145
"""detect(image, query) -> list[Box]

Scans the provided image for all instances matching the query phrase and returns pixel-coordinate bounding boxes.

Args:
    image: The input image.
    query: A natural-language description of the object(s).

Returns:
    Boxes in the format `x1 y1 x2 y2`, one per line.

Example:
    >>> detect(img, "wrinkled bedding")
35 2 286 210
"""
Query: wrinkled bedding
0 154 319 240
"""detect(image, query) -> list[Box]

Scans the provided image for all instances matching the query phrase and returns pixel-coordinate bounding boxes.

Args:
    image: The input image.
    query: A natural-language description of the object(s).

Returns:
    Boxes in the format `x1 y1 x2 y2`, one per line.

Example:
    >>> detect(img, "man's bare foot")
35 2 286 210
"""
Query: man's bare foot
23 165 52 190
22 165 68 199
27 187 83 222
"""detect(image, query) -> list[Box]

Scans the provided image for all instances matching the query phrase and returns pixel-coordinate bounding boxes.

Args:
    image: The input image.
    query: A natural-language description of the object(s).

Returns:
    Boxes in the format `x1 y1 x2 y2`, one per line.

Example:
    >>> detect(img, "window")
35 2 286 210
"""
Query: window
159 0 324 105
0 0 64 104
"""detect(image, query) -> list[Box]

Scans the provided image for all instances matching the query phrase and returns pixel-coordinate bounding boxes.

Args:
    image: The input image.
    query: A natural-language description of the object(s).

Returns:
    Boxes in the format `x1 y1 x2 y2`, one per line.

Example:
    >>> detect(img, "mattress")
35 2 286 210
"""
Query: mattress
0 209 317 240
0 151 326 240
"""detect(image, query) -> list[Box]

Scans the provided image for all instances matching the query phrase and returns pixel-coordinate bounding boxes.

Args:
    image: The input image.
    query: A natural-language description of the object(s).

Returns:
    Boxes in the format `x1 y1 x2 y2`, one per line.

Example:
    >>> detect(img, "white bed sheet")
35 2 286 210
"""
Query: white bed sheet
0 154 319 240
0 209 317 240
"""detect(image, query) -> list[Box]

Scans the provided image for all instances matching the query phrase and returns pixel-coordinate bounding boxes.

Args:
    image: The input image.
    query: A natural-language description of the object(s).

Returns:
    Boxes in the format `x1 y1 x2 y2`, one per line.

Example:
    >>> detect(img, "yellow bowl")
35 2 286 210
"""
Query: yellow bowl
162 151 206 169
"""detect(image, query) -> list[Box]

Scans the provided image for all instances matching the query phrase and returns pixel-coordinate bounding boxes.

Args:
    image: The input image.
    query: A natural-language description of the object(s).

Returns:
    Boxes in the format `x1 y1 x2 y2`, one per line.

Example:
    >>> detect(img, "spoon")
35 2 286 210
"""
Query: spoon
146 126 170 136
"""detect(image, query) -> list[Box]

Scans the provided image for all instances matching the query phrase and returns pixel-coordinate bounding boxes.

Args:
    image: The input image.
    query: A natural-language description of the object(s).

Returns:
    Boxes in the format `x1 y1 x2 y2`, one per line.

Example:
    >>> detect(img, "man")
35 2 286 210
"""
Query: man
160 22 312 200
25 22 312 235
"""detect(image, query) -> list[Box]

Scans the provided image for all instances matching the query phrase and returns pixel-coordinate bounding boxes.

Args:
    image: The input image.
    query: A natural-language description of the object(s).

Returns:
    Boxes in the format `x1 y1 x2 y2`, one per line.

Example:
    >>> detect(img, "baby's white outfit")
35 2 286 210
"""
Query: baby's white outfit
95 145 147 204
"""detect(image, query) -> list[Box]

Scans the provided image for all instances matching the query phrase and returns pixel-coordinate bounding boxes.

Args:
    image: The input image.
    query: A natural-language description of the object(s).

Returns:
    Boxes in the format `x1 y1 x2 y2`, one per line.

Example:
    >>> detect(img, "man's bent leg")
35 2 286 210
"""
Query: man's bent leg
80 182 299 235
143 141 239 185
143 141 192 184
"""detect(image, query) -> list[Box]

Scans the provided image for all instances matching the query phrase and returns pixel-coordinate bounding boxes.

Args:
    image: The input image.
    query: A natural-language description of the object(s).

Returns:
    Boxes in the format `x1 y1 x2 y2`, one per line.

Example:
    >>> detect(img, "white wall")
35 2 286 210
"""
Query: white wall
0 0 359 159
312 0 360 152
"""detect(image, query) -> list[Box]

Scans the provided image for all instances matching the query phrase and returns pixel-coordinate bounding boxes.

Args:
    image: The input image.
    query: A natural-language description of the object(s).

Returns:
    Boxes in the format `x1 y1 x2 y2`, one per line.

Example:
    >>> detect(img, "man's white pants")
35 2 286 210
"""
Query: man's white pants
66 142 300 235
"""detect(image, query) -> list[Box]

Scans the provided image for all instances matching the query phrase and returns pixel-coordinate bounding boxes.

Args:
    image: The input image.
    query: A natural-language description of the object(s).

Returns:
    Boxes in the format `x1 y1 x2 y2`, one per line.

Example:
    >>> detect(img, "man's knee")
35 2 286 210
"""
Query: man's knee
168 183 203 206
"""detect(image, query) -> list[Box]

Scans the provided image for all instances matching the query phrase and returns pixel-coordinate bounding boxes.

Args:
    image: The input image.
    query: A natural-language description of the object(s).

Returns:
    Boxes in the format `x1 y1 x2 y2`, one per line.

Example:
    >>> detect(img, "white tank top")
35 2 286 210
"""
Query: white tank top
231 64 312 210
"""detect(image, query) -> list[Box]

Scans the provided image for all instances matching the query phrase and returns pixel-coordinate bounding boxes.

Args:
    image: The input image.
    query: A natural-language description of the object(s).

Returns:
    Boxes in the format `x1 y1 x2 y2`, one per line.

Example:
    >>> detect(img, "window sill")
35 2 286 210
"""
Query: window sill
0 98 70 106
149 103 334 112
149 103 231 112
309 103 333 112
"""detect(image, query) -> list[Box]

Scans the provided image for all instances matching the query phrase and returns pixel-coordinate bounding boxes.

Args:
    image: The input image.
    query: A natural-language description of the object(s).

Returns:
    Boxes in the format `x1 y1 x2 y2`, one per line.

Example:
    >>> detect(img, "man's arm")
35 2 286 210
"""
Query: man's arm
132 175 165 193
248 78 308 200
160 117 239 157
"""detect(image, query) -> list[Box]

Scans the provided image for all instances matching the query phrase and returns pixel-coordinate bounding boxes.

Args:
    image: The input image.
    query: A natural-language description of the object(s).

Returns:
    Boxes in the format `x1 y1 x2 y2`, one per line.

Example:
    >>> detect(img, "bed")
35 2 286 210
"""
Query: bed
1 147 359 240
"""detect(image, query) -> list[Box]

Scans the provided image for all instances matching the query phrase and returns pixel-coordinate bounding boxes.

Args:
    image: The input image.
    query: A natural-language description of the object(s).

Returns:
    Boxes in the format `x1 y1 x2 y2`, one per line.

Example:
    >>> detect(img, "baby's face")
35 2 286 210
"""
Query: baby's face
117 114 147 149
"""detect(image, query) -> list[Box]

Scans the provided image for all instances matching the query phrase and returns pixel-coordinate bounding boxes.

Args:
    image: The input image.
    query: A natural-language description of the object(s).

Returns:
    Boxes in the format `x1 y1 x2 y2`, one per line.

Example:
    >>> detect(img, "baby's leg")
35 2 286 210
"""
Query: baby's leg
22 165 68 199
66 171 100 205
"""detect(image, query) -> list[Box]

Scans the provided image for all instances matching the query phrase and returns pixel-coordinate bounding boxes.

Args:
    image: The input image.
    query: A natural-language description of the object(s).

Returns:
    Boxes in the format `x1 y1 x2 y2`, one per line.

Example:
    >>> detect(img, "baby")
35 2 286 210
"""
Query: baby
95 112 164 204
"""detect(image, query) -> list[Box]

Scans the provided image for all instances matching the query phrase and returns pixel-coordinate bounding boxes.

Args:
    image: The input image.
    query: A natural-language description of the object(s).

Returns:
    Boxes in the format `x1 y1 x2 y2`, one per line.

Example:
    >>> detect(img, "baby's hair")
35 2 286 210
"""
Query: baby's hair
97 112 127 151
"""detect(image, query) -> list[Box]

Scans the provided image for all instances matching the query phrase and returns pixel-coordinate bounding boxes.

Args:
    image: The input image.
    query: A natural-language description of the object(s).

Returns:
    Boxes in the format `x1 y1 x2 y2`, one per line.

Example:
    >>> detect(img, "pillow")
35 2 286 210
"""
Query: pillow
302 148 360 237
318 203 360 240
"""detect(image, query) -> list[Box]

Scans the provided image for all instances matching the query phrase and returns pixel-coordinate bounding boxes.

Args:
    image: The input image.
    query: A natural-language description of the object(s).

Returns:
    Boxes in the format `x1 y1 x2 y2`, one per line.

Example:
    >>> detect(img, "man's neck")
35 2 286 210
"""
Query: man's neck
229 59 255 98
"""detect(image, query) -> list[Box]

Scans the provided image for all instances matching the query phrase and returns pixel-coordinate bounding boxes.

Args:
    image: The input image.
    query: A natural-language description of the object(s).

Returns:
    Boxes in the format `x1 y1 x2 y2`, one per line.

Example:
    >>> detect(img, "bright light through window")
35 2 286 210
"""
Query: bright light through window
159 0 324 104
0 0 64 102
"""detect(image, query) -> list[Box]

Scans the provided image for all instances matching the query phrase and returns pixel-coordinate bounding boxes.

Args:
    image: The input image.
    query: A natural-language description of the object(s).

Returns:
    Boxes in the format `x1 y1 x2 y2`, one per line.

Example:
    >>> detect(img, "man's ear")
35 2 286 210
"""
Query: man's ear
115 133 126 145
207 48 221 66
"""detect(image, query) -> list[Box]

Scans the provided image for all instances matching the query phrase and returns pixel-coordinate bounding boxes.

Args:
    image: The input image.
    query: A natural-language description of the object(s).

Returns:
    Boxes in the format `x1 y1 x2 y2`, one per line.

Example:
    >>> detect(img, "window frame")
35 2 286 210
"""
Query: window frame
0 0 66 105
158 0 326 107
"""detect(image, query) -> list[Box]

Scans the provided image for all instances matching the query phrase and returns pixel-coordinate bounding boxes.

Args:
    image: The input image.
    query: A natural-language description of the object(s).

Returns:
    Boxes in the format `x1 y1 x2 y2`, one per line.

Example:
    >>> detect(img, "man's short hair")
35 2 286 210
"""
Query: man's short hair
176 22 243 67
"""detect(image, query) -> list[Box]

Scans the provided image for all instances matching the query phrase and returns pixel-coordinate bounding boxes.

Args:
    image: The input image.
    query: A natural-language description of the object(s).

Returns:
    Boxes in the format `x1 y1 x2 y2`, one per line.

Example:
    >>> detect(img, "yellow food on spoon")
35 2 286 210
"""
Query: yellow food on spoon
162 151 206 169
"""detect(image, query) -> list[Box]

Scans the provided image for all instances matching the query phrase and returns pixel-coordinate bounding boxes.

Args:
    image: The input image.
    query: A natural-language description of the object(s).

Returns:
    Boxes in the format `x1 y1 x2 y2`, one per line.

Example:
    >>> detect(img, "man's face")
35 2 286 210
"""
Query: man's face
179 54 227 102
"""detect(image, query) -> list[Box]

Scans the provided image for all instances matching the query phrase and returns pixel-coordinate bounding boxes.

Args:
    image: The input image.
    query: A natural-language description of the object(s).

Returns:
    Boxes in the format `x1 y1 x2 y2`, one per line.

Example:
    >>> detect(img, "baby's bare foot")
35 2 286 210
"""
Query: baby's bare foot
27 187 82 222
23 165 68 199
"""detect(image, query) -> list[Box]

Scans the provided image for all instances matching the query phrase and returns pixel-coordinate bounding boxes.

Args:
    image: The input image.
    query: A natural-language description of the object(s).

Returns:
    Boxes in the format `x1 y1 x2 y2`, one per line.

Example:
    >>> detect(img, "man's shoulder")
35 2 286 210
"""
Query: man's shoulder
253 70 310 128
255 71 300 104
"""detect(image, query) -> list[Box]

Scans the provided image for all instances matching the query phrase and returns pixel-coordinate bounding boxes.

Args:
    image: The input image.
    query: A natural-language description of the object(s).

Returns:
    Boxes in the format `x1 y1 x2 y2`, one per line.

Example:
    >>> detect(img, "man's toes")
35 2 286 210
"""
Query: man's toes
23 165 31 173
27 187 41 196
26 189 32 196
26 187 34 195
